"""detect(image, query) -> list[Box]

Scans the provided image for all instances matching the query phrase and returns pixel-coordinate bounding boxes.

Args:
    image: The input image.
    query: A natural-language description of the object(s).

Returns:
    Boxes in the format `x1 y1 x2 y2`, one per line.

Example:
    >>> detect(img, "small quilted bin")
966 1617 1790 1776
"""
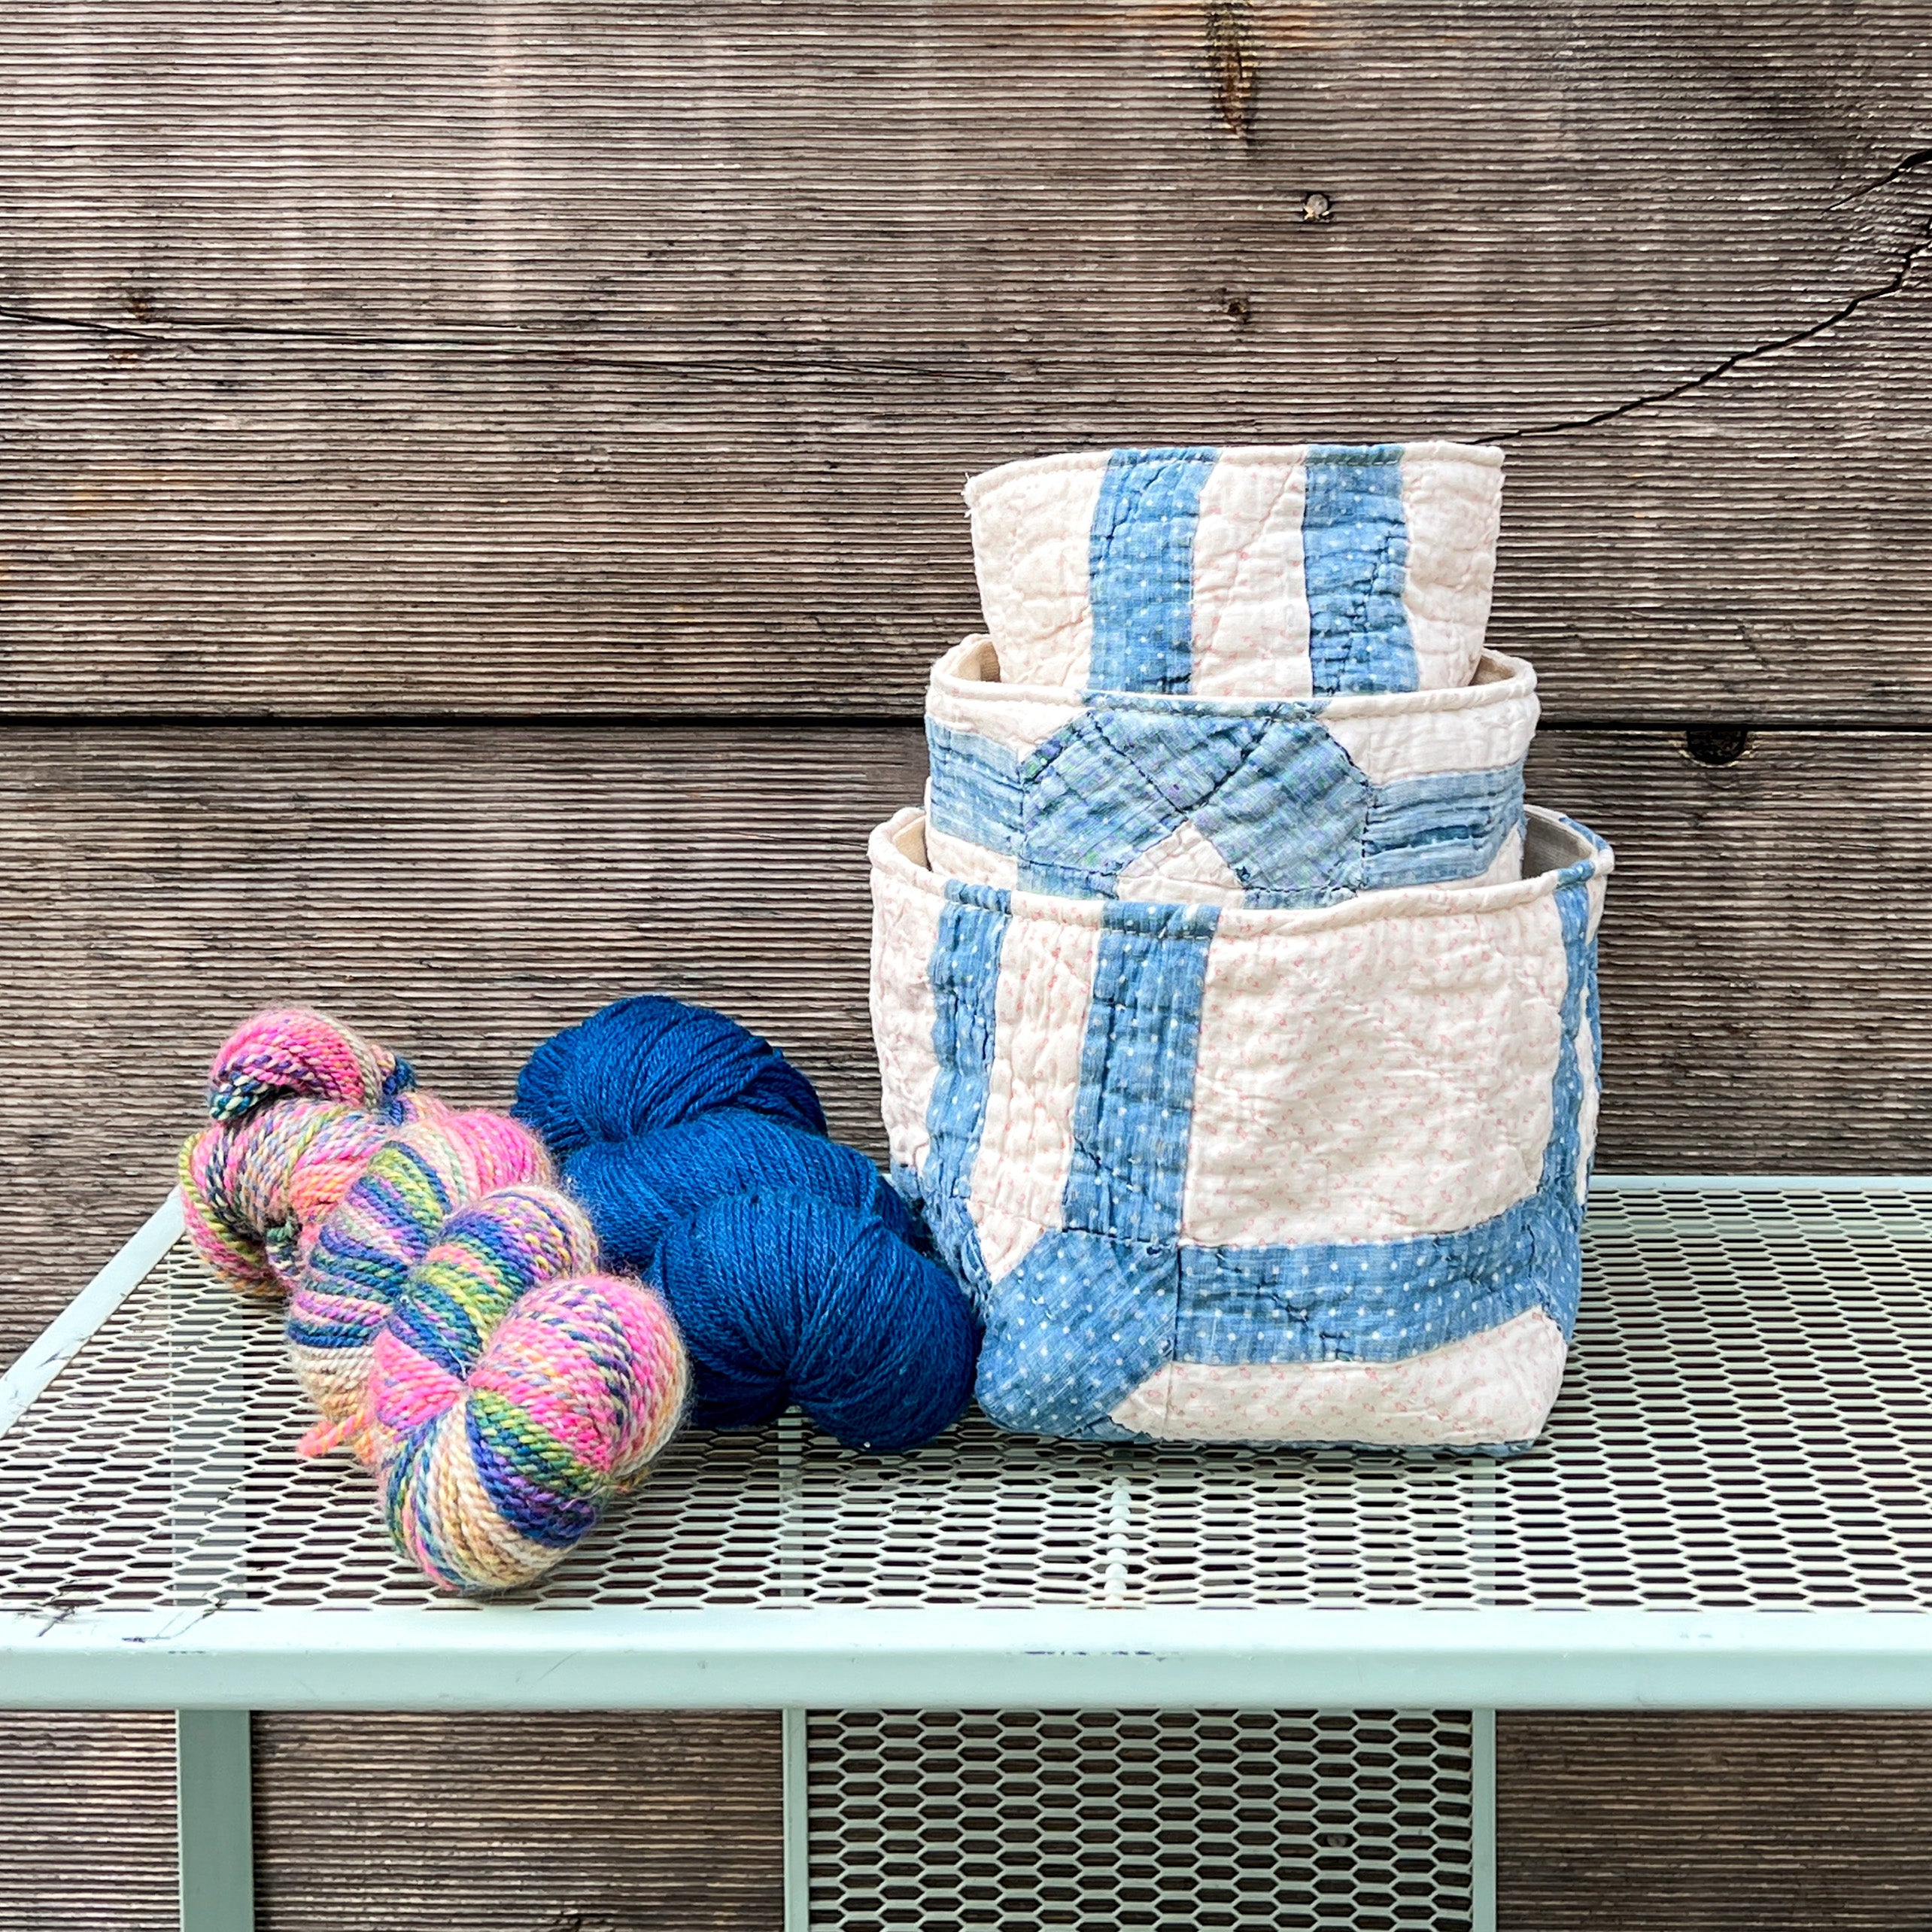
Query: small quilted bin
923 635 1536 909
963 442 1502 697
870 803 1611 1451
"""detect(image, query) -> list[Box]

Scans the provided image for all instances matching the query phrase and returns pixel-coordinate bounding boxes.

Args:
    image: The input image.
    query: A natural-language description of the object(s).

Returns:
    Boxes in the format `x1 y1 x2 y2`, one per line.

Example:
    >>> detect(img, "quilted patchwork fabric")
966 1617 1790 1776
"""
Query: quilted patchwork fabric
924 637 1537 909
964 442 1502 697
868 806 1612 1449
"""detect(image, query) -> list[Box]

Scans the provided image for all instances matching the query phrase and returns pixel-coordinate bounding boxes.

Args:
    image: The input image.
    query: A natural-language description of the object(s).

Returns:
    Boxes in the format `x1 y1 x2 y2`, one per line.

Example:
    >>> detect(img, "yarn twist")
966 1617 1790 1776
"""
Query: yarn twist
515 995 978 1453
375 1185 687 1590
180 1009 688 1591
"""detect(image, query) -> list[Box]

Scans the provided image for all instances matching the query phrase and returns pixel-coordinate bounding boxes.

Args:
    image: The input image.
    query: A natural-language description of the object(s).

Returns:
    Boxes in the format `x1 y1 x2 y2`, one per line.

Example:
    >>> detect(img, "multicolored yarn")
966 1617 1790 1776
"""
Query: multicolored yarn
375 1186 687 1590
180 1009 689 1593
515 995 980 1454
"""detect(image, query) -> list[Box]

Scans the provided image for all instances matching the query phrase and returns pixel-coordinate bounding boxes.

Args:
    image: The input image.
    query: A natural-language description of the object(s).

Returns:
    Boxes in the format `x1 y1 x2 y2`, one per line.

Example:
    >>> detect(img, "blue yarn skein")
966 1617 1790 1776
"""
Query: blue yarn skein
513 995 978 1453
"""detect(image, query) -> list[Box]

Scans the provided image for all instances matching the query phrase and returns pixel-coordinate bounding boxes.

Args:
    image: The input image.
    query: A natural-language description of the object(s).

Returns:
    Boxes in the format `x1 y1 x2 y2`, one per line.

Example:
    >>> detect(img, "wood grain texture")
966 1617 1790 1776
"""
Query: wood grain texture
0 3 1927 720
1498 1712 1932 1930
0 1713 176 1932
0 724 924 1362
254 1711 782 1932
3 1706 1927 1931
1525 725 1932 1174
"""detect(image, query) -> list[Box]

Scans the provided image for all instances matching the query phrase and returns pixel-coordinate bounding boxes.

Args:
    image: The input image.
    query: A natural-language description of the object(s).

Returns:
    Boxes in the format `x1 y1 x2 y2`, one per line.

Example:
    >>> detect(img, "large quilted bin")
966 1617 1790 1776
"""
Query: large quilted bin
963 442 1503 698
870 804 1612 1451
923 636 1537 910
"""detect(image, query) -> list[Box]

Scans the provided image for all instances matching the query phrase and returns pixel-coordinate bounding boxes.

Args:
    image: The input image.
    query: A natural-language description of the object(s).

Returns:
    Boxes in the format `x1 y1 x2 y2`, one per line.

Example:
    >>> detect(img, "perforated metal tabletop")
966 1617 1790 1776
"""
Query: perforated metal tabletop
4 1178 1932 1711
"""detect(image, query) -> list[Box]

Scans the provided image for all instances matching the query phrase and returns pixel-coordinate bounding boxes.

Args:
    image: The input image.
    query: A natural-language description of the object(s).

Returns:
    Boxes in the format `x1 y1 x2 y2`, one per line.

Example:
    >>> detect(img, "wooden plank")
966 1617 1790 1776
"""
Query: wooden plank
254 1712 782 1932
1525 726 1932 1176
1 721 1928 1359
0 724 924 1362
0 1713 177 1932
0 3 1927 718
1498 1712 1932 1929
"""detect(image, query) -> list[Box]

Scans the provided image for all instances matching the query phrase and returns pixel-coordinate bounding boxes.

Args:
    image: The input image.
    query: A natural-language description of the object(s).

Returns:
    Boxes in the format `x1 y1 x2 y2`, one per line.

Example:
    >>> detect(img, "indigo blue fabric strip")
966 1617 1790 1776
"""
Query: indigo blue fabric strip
1539 873 1597 1202
1357 765 1524 890
1188 721 1370 894
918 886 1010 1302
1016 712 1308 893
975 1159 1597 1438
1302 444 1417 693
995 706 1518 906
1060 901 1219 1246
925 720 1025 854
1085 446 1218 695
1170 1177 1581 1368
973 1229 1183 1441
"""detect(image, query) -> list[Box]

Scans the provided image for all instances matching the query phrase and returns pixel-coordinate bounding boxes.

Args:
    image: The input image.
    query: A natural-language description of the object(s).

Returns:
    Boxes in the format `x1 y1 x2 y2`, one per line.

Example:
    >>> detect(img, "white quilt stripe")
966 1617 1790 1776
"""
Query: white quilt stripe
967 907 1103 1283
926 636 1081 755
1108 1308 1569 1445
1398 445 1505 690
1180 859 1574 1248
1455 824 1526 890
1315 652 1538 785
964 454 1109 693
869 817 949 1177
1112 822 1250 906
924 819 1020 891
1188 453 1312 698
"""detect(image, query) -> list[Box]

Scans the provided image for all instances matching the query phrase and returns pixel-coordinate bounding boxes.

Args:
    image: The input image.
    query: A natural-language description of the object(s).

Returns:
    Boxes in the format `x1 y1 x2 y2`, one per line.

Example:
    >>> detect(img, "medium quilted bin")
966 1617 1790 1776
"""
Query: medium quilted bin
963 442 1503 698
924 636 1536 909
870 804 1611 1451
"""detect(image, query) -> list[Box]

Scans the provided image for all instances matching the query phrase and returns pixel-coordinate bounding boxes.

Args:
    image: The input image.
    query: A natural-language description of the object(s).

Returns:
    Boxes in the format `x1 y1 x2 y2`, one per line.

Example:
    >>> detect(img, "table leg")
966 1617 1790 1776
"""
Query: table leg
782 1706 809 1932
176 1709 254 1932
1472 1706 1497 1932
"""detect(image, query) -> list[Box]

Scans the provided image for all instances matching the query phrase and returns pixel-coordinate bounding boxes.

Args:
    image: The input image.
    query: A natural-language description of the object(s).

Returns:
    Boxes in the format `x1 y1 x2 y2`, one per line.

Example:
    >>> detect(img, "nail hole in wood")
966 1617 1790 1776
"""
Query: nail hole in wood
1684 725 1751 766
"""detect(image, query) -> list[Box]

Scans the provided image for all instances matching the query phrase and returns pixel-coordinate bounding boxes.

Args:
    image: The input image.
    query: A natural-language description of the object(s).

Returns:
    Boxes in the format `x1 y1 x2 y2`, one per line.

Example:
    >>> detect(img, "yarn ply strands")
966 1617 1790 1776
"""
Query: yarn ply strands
515 995 979 1453
179 1009 689 1592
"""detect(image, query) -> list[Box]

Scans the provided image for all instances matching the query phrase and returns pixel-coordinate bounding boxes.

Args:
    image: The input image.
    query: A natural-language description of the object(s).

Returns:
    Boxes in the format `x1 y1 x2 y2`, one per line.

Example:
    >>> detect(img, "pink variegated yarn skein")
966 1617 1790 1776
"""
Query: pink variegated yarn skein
178 1009 689 1592
178 1007 545 1443
370 1182 688 1590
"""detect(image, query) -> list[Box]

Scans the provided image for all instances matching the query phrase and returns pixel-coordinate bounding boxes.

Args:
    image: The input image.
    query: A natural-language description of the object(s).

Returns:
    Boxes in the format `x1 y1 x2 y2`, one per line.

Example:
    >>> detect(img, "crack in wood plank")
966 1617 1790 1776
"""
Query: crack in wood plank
1493 160 1932 442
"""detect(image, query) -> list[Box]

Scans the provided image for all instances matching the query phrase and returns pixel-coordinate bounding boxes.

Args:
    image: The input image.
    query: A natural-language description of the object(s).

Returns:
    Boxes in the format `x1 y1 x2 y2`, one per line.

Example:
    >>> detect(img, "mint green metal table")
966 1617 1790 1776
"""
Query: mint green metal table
4 1177 1930 1930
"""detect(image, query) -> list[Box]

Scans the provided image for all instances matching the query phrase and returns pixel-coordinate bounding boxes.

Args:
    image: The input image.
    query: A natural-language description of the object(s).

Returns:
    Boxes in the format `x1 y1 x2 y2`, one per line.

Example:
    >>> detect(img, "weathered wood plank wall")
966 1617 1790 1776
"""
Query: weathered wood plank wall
1 2 1929 720
2 3 1928 1927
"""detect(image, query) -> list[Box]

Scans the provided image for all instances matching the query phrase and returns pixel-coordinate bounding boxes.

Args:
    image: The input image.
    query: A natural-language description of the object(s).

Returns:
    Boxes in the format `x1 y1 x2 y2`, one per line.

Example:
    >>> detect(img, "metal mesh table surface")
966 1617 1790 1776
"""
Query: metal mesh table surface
3 1182 1931 1618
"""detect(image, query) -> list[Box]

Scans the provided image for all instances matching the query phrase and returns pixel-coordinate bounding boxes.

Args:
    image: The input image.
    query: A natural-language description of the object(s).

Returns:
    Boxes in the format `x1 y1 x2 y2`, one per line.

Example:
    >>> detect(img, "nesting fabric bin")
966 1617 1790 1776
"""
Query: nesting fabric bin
925 636 1537 908
964 442 1503 697
873 440 1610 1451
871 806 1609 1448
